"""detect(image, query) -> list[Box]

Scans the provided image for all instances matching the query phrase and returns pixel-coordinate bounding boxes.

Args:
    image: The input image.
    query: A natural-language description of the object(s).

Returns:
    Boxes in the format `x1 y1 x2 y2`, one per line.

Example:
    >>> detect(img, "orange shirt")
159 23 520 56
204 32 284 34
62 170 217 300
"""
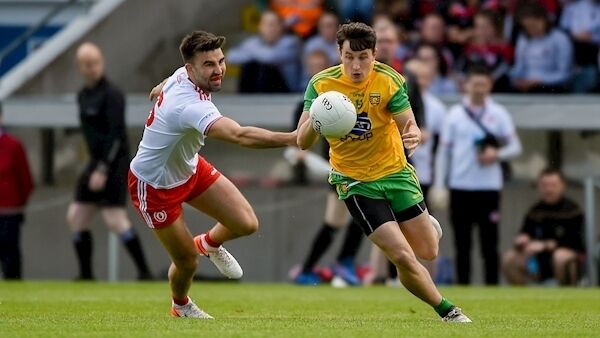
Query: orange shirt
270 0 323 38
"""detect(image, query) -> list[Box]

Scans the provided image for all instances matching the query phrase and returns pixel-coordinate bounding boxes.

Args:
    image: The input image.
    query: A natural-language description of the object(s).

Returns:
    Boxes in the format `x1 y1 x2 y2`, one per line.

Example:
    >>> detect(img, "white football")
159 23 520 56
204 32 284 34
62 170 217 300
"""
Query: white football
309 91 357 138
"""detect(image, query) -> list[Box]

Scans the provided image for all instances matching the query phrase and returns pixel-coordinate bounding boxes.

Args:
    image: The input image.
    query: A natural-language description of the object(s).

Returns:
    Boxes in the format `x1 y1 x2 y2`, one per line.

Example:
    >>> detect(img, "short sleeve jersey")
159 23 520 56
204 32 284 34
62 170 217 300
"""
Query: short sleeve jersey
303 61 411 182
130 67 222 189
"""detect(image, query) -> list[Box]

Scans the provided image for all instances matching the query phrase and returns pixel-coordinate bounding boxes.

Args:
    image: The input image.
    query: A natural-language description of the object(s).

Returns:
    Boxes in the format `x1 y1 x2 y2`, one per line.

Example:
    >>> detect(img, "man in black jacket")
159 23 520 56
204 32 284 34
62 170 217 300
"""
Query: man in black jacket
66 42 152 280
502 168 585 285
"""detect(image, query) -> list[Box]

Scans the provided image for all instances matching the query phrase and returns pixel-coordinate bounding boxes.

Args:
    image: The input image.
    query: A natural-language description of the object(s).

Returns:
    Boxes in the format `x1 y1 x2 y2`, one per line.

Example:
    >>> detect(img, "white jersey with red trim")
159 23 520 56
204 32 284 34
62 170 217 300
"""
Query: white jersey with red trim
130 67 222 189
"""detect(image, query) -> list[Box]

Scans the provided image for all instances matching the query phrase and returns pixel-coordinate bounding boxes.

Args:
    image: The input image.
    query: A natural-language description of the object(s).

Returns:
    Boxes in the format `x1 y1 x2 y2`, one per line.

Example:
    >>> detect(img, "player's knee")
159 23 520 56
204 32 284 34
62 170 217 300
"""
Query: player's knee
174 254 198 273
388 248 418 270
238 210 259 236
417 244 438 261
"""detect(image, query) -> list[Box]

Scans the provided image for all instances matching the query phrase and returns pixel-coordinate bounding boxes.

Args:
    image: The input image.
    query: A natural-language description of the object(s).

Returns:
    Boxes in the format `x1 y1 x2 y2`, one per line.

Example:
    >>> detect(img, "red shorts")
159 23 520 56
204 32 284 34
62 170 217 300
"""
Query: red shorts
128 157 221 229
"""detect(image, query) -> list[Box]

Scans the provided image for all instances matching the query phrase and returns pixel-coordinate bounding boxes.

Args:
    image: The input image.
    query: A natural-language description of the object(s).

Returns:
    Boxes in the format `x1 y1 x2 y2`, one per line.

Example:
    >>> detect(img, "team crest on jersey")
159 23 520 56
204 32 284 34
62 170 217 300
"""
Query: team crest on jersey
369 92 381 106
153 211 167 223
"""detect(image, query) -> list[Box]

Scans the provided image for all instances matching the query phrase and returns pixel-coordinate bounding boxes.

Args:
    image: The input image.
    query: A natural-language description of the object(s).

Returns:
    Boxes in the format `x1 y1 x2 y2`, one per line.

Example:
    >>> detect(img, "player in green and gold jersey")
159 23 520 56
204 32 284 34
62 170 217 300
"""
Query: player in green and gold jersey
297 22 471 322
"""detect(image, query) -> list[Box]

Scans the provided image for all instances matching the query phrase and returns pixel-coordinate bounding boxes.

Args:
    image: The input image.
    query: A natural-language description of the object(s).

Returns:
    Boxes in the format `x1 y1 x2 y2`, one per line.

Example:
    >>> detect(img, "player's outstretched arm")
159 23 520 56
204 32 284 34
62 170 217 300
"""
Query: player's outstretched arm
207 116 297 148
296 110 319 150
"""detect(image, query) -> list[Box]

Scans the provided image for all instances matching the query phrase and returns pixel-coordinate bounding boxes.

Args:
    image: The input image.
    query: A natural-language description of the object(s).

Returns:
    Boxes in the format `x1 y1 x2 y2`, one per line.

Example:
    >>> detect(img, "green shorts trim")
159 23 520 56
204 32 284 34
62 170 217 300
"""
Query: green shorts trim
329 164 424 213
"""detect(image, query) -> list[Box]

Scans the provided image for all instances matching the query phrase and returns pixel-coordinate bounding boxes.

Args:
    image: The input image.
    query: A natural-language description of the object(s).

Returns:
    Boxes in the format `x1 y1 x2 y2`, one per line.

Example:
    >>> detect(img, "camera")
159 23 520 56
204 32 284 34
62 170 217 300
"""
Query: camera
475 133 500 153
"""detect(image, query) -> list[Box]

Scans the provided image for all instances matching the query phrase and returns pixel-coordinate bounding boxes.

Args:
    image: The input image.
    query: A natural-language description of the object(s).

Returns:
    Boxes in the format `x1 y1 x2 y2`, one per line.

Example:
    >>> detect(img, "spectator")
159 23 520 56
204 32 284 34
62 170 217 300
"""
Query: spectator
445 0 479 48
302 12 340 85
457 9 514 92
560 0 600 92
261 0 337 39
377 0 418 32
67 42 152 280
417 13 455 70
406 59 447 199
229 10 302 92
373 17 425 129
510 3 573 93
414 43 459 96
0 102 33 280
502 168 585 285
373 16 411 72
304 11 340 66
430 65 522 285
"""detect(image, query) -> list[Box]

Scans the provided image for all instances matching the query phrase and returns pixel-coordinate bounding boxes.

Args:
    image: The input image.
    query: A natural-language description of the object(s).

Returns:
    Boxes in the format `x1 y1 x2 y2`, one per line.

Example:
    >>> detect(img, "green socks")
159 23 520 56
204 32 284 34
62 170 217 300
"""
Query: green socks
434 297 454 317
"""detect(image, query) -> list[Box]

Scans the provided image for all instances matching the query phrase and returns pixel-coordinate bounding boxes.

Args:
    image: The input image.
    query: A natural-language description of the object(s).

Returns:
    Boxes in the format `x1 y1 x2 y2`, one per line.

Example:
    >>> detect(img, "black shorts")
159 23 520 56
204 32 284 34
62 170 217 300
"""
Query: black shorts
75 156 129 206
343 195 426 236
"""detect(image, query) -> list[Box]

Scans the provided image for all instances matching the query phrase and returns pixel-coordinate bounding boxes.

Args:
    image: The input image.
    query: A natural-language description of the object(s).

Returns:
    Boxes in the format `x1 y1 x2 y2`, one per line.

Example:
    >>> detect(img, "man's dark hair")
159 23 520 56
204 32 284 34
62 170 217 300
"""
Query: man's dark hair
179 30 226 63
517 3 551 34
336 22 376 52
538 167 566 182
466 63 492 78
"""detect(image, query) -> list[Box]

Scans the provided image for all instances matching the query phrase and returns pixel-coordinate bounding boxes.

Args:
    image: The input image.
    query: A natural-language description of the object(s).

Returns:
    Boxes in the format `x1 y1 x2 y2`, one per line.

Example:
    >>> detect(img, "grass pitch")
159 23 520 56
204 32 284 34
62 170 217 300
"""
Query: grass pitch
0 282 599 337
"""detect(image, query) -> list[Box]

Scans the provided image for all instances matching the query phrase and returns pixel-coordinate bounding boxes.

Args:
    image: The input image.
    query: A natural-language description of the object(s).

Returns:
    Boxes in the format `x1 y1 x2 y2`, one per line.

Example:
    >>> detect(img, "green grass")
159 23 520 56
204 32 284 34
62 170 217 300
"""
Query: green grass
0 282 599 337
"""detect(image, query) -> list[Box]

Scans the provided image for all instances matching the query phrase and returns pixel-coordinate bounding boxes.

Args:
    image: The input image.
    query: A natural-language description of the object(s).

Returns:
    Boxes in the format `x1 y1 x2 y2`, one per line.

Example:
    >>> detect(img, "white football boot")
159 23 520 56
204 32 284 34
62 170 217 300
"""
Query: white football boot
194 234 243 279
442 307 472 323
171 299 213 319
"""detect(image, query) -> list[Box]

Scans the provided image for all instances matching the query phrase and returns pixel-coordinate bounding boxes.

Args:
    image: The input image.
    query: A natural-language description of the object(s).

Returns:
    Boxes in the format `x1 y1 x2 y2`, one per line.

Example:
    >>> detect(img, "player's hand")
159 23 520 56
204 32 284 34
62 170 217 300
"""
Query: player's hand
478 146 498 166
402 119 421 157
428 186 449 211
149 79 166 101
88 170 108 192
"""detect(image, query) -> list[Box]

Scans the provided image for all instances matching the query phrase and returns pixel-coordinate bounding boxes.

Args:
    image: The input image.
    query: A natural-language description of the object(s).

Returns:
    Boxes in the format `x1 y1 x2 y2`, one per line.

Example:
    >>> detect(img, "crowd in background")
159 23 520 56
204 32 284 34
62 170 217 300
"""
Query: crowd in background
228 0 600 94
0 1 591 285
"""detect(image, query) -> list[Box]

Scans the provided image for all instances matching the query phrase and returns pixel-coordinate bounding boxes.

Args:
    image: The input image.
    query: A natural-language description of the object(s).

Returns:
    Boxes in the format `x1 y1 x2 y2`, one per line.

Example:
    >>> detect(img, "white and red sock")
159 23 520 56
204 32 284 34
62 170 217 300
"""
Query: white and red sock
173 296 189 306
201 232 222 253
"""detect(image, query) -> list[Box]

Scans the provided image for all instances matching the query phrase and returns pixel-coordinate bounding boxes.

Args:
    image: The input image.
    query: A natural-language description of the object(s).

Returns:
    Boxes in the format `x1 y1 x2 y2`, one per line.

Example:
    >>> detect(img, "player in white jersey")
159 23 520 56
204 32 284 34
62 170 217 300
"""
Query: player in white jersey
128 31 296 319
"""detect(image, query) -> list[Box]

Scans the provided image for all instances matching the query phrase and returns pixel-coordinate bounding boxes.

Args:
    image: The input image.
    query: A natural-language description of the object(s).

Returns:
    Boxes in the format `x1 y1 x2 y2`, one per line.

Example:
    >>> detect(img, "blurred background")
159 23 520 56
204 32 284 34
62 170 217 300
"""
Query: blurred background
0 0 599 286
